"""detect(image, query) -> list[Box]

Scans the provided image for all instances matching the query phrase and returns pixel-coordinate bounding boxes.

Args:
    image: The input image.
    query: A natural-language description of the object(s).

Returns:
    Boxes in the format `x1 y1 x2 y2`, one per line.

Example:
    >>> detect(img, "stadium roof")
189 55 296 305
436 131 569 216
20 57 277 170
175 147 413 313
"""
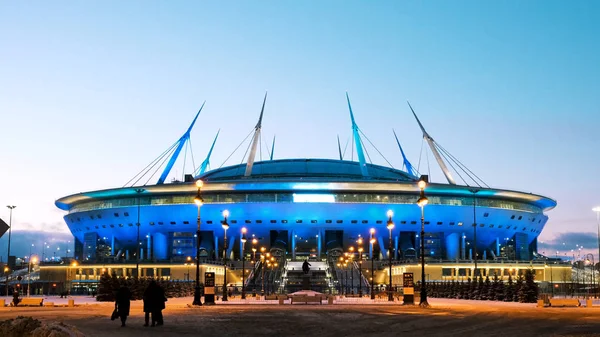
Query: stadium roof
199 159 417 183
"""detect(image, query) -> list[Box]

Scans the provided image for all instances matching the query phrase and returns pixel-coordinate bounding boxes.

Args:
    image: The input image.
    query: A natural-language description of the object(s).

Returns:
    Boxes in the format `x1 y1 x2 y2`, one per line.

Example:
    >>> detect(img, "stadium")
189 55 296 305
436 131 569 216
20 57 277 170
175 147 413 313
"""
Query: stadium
50 94 559 294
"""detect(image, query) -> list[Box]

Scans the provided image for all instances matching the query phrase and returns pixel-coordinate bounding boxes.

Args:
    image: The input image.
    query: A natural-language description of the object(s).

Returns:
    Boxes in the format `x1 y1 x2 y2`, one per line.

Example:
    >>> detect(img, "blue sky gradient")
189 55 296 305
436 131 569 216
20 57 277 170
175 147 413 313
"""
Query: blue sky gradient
1 1 599 260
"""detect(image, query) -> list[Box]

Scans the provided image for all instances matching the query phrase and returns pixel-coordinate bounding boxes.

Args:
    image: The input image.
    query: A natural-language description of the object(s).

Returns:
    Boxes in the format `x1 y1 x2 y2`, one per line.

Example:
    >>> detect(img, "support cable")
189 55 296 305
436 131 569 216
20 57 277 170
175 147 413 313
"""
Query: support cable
263 138 272 160
436 142 489 188
426 147 431 178
218 129 254 168
189 138 197 176
125 141 178 187
182 139 189 181
433 142 471 187
417 137 424 173
259 132 263 162
351 132 354 161
359 129 394 169
239 134 254 165
342 137 350 160
142 146 178 186
359 136 373 164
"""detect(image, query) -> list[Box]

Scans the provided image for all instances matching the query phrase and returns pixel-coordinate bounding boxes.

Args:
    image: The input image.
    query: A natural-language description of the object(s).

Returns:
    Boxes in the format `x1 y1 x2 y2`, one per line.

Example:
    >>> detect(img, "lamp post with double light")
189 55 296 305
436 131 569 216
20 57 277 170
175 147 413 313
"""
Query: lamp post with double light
6 205 16 270
386 210 394 301
241 227 247 299
192 179 204 306
370 228 376 300
586 253 596 299
417 175 430 308
221 210 230 301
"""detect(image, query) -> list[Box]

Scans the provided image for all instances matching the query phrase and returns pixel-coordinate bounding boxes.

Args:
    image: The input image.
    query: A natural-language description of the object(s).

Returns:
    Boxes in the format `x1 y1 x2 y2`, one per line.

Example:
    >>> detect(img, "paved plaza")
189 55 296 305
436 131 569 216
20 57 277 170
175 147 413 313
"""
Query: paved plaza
1 297 600 336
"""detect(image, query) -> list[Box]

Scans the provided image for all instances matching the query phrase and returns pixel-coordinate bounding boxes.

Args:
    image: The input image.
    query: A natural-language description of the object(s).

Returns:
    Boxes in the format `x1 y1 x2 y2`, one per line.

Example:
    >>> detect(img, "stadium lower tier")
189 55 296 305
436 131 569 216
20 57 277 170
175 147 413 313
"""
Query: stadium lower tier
65 202 547 263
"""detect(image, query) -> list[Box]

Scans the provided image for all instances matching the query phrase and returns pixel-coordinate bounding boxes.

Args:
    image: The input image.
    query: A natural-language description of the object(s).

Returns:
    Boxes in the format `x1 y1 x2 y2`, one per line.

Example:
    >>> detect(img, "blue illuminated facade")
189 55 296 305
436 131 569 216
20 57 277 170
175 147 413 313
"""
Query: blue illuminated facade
56 158 556 264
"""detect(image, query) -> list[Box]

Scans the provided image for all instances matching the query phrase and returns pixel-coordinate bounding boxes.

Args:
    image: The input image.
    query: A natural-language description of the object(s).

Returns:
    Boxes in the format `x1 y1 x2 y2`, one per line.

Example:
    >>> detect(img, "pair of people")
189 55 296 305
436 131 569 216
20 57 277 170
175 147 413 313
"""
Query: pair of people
143 280 167 327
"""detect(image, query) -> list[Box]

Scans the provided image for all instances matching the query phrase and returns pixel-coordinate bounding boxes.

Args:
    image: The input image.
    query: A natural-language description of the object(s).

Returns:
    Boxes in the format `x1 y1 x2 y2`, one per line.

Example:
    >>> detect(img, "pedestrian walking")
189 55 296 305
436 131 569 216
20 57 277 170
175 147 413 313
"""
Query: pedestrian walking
154 282 167 326
114 284 131 327
143 280 158 327
12 290 20 307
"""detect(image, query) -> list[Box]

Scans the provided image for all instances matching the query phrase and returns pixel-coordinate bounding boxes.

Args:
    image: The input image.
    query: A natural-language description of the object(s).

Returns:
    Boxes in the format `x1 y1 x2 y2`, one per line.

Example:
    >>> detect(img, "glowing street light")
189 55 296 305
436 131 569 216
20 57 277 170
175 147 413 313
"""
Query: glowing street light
417 175 430 308
192 179 204 306
222 209 230 301
370 228 376 300
241 227 247 299
386 210 394 302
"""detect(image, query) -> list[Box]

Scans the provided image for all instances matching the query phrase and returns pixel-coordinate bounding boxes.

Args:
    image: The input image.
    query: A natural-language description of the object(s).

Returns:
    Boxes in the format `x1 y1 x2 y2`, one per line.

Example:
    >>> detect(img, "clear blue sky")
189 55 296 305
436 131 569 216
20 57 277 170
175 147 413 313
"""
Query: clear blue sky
1 0 599 260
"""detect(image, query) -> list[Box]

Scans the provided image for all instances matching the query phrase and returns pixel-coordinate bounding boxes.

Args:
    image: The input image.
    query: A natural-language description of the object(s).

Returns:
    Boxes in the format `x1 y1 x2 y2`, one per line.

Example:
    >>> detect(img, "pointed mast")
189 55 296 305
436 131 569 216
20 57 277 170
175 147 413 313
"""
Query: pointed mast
195 129 220 177
245 92 267 177
337 135 343 160
270 135 275 161
346 93 369 177
157 102 205 184
407 101 456 185
393 129 417 177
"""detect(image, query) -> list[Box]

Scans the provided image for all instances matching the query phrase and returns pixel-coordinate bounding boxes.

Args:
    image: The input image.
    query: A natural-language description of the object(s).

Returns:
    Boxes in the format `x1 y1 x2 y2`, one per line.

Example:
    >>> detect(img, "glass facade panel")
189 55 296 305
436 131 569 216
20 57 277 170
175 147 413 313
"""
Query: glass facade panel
69 193 543 214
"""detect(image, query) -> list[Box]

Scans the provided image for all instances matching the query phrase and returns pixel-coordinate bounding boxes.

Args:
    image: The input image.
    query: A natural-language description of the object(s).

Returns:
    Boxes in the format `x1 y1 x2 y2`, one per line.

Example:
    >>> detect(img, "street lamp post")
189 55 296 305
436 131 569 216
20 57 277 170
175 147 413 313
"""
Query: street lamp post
349 247 355 294
417 175 430 308
222 210 230 301
241 227 247 299
6 205 16 271
593 207 600 297
27 256 38 297
469 188 480 275
3 266 9 296
370 228 376 300
185 257 192 281
357 238 363 297
586 254 595 299
192 179 204 306
386 210 394 302
134 188 145 278
260 248 266 296
344 260 349 295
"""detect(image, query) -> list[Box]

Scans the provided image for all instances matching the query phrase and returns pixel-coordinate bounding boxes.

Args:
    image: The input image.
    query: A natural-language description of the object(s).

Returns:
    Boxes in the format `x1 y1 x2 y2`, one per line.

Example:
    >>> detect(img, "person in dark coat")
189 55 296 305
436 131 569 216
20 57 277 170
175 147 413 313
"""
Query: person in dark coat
12 290 20 307
153 283 166 326
143 280 158 327
302 260 311 274
115 285 131 327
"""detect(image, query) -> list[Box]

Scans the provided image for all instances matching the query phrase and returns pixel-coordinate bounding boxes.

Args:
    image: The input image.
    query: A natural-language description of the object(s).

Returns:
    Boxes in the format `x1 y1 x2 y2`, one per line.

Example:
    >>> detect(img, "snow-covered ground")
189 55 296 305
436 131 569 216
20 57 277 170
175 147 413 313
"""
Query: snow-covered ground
1 296 600 336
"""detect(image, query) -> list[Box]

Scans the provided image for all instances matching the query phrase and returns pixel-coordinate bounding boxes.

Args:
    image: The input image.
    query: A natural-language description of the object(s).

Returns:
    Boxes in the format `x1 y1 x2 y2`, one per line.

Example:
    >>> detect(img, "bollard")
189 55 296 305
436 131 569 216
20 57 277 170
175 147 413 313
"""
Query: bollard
537 299 545 308
0 299 5 307
278 297 284 305
328 296 334 305
586 299 593 308
68 299 75 307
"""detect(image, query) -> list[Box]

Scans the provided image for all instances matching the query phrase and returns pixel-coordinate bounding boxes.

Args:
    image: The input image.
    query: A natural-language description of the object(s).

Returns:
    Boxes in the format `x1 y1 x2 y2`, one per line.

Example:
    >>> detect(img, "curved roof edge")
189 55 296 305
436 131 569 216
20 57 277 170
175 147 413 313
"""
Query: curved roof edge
199 158 417 182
